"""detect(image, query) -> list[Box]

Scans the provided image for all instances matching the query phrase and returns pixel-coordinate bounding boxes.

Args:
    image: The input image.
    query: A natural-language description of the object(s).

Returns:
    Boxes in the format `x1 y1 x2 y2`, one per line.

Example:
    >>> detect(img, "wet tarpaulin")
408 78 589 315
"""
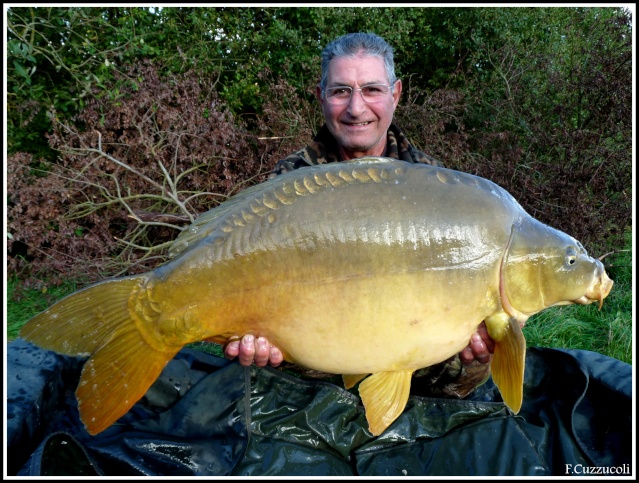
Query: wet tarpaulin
6 338 632 476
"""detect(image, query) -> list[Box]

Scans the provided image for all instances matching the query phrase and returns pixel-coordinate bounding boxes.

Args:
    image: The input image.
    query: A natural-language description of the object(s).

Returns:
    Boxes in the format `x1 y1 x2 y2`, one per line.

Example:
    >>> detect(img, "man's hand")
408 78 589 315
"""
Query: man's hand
224 334 283 367
459 322 495 365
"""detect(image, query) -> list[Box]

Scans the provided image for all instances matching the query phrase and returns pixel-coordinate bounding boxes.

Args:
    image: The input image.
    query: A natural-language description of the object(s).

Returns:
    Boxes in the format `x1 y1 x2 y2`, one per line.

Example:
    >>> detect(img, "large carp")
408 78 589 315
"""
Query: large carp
20 157 613 436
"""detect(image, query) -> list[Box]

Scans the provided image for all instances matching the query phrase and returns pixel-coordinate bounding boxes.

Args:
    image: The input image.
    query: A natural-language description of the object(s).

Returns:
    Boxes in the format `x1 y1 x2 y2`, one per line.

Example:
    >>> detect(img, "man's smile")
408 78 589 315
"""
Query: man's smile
344 121 373 126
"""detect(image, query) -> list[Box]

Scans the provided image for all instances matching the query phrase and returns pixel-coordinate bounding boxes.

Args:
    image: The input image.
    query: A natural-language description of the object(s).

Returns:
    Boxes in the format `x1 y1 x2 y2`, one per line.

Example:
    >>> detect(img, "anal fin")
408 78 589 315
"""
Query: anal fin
343 373 369 389
358 370 413 436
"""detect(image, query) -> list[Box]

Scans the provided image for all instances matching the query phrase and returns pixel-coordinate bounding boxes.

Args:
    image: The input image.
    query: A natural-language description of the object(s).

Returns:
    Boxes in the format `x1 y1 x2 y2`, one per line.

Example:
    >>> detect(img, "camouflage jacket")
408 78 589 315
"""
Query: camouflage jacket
272 123 442 176
271 123 491 399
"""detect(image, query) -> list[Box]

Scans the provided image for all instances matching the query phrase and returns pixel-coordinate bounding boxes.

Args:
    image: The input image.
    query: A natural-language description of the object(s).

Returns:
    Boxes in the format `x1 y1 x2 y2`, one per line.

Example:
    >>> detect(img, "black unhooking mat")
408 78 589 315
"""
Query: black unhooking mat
6 338 632 476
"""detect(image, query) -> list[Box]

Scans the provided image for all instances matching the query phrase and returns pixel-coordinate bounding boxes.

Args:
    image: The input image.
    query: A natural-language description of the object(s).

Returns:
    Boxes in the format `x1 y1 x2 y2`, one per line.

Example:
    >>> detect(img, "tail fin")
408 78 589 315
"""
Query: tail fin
77 324 180 434
20 276 180 435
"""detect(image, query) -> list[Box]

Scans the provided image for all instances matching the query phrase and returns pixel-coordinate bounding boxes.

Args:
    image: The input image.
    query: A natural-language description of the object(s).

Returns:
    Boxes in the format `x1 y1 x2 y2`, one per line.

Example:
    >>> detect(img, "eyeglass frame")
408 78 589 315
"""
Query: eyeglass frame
321 83 395 105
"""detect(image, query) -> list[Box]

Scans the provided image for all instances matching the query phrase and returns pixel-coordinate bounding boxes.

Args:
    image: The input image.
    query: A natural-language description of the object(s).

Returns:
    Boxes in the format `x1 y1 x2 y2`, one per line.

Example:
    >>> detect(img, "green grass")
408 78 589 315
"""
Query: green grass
6 230 633 364
6 277 80 341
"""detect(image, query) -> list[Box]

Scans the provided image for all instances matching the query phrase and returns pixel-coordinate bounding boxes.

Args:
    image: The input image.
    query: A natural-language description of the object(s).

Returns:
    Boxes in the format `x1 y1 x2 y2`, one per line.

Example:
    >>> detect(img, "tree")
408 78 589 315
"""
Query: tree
7 6 162 158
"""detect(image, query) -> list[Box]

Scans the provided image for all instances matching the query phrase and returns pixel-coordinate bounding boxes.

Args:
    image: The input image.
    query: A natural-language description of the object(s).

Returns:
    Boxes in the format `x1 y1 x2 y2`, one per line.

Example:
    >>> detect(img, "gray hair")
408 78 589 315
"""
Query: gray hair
319 33 397 93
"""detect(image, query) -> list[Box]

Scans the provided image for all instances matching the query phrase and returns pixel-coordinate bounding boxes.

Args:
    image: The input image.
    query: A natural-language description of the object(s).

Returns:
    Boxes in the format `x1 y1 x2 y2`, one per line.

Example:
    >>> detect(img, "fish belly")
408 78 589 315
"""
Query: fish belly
267 272 495 374
154 240 498 376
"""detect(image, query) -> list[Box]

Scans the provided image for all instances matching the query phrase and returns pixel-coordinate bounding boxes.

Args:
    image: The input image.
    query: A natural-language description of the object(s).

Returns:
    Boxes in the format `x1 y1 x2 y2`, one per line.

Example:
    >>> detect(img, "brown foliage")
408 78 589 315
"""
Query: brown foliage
7 152 119 288
255 64 324 165
7 61 274 287
396 83 470 166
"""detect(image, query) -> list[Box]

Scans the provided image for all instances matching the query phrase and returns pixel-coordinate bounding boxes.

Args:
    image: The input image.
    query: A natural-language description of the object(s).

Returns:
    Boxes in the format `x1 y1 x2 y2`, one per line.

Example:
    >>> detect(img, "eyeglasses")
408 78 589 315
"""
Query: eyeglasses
323 83 391 105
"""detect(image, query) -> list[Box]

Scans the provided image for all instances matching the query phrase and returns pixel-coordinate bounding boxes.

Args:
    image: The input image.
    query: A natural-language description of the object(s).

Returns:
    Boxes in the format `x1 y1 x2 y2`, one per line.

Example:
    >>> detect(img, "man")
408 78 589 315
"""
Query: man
225 32 494 396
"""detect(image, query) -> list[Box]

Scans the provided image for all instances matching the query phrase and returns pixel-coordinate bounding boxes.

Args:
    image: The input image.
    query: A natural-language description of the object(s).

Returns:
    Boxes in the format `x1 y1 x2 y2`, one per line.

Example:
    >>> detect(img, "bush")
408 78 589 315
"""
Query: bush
7 61 275 287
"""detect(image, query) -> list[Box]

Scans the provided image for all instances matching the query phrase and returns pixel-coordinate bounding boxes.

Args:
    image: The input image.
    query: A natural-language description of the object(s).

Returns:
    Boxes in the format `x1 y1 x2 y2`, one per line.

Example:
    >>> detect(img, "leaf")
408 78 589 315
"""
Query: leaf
13 61 29 79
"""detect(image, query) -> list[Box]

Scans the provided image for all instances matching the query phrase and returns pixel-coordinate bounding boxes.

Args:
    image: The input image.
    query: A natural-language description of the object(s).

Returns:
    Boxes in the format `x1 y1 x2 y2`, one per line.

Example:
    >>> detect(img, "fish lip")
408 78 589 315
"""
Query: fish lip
572 295 595 305
577 271 614 309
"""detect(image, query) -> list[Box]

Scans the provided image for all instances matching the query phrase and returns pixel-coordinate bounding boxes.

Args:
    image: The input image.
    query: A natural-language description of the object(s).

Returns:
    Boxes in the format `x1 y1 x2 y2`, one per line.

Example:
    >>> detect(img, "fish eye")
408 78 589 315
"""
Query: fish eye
565 247 578 266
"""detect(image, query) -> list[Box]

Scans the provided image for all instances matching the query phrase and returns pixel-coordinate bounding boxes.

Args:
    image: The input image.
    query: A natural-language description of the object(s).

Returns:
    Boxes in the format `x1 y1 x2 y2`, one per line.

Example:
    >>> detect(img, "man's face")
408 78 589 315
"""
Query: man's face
316 53 402 160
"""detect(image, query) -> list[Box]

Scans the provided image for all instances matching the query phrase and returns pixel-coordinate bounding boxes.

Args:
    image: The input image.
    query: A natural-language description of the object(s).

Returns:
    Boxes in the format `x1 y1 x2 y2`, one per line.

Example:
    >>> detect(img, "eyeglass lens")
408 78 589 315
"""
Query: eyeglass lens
325 84 390 104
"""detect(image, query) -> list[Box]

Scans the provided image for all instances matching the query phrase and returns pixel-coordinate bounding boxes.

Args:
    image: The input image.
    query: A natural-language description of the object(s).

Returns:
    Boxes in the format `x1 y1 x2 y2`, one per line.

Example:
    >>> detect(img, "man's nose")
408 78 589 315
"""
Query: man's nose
346 89 367 116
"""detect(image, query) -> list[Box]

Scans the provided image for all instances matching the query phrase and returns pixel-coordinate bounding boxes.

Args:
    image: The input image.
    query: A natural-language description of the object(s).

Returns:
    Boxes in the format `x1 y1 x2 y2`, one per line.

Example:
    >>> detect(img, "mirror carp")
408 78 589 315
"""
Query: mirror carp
20 157 613 436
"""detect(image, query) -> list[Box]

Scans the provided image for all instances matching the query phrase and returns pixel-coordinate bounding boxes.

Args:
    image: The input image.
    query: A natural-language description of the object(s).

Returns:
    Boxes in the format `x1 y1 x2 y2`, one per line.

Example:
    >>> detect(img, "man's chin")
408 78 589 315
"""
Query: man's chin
335 138 382 156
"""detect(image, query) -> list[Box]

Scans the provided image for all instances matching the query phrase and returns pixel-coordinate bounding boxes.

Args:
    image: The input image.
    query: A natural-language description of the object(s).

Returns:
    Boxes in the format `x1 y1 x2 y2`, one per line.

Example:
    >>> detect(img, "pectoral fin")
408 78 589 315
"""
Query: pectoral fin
485 312 526 414
343 373 369 389
358 370 413 436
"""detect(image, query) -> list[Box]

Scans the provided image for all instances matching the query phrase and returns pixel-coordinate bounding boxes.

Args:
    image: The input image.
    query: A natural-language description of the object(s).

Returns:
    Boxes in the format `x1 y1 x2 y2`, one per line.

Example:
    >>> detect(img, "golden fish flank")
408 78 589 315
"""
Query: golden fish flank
20 157 613 436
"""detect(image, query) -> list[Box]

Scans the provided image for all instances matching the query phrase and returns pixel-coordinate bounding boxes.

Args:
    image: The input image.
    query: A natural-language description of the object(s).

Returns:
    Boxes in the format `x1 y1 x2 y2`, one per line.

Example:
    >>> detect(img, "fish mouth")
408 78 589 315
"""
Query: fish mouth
573 269 614 309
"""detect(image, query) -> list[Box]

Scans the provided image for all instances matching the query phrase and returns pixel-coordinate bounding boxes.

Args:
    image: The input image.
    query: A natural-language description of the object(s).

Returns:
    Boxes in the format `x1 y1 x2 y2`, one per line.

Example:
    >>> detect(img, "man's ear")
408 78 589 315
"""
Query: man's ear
392 79 402 108
315 84 323 104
